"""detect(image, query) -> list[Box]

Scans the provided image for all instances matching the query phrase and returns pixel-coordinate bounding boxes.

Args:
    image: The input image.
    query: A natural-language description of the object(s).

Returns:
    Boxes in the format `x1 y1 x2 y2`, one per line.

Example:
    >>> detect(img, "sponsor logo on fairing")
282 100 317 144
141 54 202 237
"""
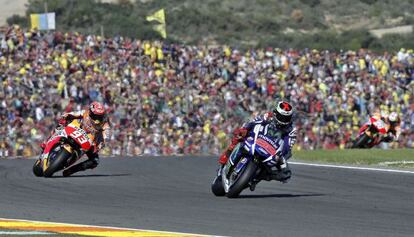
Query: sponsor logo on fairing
256 138 277 156
258 134 278 148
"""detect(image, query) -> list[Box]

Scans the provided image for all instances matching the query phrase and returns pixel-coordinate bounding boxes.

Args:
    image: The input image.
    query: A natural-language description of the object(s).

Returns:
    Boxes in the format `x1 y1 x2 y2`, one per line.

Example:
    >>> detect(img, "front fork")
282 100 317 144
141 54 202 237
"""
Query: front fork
38 143 77 172
364 129 381 145
224 143 244 178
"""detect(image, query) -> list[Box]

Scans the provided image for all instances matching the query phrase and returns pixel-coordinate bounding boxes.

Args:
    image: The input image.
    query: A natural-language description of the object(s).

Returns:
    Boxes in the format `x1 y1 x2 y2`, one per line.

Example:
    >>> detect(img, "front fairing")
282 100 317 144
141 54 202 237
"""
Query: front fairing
224 124 282 179
222 124 282 193
368 117 388 134
243 124 282 161
64 119 96 152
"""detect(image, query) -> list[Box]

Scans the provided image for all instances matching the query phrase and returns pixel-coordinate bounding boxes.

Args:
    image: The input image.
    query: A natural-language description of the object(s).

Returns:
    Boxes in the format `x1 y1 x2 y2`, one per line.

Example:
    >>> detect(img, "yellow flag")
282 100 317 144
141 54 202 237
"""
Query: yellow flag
153 24 167 39
146 9 165 24
147 9 167 39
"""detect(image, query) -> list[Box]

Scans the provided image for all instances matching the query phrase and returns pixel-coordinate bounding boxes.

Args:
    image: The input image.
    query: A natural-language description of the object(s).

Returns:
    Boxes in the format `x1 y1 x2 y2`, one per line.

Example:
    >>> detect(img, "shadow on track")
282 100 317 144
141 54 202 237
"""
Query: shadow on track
50 174 131 178
237 193 325 199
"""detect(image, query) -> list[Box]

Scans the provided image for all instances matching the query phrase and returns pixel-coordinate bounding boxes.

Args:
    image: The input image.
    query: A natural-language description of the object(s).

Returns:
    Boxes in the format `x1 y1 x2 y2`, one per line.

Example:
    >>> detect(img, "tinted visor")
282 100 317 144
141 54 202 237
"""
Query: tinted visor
89 111 105 123
275 112 292 125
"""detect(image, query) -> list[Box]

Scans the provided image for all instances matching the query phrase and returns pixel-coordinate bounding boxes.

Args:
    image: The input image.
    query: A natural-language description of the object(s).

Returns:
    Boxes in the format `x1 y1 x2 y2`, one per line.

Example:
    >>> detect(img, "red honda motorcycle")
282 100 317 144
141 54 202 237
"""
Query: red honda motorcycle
33 120 96 177
351 116 388 148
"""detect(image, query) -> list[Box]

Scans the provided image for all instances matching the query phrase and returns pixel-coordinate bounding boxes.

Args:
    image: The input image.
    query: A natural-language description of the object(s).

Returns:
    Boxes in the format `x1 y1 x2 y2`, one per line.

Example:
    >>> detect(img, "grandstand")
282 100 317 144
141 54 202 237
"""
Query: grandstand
0 0 414 157
0 25 413 157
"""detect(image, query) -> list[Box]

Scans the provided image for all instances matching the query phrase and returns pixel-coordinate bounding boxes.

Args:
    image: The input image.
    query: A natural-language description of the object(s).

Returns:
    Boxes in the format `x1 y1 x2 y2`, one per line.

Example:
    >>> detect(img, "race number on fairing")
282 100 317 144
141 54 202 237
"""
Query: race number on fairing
70 129 89 144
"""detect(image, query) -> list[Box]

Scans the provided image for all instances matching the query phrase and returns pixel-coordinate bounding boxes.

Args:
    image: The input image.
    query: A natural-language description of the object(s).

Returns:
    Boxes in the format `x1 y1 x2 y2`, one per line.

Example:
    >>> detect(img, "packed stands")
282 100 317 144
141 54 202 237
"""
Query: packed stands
0 26 413 157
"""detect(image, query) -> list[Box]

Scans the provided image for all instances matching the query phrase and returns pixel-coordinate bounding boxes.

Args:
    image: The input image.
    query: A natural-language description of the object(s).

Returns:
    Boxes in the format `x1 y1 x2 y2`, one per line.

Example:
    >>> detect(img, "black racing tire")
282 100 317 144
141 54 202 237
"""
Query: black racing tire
211 175 225 196
352 133 370 149
32 159 43 177
43 149 72 178
226 161 257 198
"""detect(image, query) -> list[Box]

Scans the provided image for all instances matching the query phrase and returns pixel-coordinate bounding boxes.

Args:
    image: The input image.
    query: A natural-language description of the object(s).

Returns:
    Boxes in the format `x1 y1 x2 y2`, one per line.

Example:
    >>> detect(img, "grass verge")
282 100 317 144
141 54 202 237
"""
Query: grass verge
293 149 414 168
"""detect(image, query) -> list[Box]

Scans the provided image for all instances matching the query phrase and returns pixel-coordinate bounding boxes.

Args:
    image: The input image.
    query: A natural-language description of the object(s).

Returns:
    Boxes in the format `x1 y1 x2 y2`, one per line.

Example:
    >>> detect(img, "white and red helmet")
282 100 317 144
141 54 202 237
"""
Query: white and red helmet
388 112 400 125
273 101 293 127
89 101 106 124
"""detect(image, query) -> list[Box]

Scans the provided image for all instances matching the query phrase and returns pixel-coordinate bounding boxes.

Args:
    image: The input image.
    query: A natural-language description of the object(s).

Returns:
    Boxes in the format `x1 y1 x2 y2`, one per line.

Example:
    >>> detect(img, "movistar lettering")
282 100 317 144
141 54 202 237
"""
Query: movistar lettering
258 134 278 148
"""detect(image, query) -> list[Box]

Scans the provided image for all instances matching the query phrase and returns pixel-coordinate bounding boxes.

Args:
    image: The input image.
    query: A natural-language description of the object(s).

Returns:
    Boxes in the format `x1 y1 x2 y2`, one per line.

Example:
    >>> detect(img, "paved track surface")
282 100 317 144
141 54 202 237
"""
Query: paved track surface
1 156 413 237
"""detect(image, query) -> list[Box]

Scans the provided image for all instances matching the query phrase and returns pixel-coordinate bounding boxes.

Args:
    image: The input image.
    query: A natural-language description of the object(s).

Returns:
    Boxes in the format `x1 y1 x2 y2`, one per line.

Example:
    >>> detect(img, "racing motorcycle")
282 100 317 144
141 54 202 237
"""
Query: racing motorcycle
211 124 291 198
351 116 388 148
33 120 96 177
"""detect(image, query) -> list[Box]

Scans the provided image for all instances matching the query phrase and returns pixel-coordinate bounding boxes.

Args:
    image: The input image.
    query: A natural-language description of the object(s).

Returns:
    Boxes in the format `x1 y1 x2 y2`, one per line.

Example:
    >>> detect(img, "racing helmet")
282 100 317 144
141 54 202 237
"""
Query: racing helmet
273 101 293 128
388 112 399 126
88 101 106 125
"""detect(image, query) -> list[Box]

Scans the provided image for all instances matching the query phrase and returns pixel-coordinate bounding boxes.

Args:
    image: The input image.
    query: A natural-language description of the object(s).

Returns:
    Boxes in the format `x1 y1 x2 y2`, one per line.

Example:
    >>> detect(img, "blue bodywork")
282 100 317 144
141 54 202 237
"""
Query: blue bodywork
229 124 283 175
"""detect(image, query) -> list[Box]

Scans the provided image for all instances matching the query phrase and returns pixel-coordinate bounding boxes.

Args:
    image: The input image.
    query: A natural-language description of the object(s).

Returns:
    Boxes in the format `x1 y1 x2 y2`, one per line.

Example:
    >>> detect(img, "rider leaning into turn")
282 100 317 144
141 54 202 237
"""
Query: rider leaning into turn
359 111 401 146
40 101 111 177
217 101 297 185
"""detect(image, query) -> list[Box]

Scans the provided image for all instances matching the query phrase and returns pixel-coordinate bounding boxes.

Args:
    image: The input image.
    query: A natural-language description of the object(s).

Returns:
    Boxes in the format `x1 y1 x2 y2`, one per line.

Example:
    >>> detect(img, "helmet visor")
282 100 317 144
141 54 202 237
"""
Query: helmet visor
90 111 105 123
275 112 292 125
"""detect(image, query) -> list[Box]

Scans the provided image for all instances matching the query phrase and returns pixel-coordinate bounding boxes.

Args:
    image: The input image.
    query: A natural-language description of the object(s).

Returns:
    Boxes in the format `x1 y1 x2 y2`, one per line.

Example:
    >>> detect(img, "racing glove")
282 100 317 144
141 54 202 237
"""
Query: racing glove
97 142 105 152
233 127 248 141
58 113 72 126
58 118 67 126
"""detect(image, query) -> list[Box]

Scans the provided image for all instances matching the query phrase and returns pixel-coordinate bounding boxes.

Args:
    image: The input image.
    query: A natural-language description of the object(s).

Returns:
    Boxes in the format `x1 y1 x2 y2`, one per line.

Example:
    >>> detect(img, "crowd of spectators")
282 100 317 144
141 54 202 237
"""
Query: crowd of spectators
0 25 413 157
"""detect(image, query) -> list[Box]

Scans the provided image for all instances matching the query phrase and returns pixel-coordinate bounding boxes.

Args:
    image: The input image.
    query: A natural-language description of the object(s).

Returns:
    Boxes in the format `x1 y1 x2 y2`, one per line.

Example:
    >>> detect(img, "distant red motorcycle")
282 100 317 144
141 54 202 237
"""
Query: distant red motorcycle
33 120 96 177
351 116 388 148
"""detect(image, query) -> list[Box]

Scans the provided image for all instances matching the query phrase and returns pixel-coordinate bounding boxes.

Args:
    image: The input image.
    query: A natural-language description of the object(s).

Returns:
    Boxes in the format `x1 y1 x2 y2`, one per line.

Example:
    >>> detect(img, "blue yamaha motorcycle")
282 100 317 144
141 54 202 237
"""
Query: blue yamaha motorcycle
212 124 290 198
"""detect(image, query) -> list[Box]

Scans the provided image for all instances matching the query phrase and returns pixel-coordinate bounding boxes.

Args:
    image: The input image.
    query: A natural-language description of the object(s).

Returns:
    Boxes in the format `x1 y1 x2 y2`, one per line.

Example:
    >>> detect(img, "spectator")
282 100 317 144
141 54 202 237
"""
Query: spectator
0 26 413 157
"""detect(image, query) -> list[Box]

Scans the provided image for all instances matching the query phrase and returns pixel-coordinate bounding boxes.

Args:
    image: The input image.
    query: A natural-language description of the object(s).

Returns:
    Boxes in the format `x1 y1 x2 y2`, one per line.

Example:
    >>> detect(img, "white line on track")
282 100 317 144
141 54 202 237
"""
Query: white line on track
290 161 414 174
0 231 53 235
379 161 414 165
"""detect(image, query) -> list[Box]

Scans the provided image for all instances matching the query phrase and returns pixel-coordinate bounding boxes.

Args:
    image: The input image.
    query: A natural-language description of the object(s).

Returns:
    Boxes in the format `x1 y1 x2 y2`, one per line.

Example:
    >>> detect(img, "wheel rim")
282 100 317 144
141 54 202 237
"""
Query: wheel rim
222 162 245 193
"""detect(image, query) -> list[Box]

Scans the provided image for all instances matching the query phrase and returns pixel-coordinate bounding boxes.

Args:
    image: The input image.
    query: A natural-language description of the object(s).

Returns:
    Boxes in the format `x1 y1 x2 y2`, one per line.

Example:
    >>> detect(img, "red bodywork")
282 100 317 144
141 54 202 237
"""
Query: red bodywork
256 138 277 156
358 116 388 148
42 122 95 157
64 125 94 151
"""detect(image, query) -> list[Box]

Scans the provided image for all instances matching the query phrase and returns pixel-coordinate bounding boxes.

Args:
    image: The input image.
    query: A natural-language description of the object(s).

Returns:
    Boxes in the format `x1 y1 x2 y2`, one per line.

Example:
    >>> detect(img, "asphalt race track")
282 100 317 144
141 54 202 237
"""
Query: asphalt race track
0 156 413 237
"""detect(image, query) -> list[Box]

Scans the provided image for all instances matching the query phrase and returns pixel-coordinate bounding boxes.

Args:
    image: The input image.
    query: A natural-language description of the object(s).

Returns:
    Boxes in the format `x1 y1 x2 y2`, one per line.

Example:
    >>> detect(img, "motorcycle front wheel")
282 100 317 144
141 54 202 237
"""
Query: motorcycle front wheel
32 159 43 177
226 160 257 198
352 133 371 149
211 175 225 196
43 148 72 177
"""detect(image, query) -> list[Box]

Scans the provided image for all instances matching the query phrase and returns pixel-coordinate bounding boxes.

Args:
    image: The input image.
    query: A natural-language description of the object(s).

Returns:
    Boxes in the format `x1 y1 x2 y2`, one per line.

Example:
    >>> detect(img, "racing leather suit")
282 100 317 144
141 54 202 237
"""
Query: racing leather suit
42 110 111 176
382 120 401 143
218 112 297 182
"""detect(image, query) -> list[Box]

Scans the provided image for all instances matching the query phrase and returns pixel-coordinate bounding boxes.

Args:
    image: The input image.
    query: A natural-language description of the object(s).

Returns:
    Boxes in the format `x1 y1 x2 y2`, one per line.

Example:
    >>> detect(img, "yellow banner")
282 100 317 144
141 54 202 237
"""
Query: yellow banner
146 9 167 39
30 14 40 30
146 9 165 24
153 24 167 39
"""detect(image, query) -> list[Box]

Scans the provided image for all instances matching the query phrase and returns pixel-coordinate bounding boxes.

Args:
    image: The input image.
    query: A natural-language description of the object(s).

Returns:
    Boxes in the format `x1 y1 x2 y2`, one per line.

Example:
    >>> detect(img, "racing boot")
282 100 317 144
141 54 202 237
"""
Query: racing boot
63 160 98 177
249 179 259 191
270 164 292 183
